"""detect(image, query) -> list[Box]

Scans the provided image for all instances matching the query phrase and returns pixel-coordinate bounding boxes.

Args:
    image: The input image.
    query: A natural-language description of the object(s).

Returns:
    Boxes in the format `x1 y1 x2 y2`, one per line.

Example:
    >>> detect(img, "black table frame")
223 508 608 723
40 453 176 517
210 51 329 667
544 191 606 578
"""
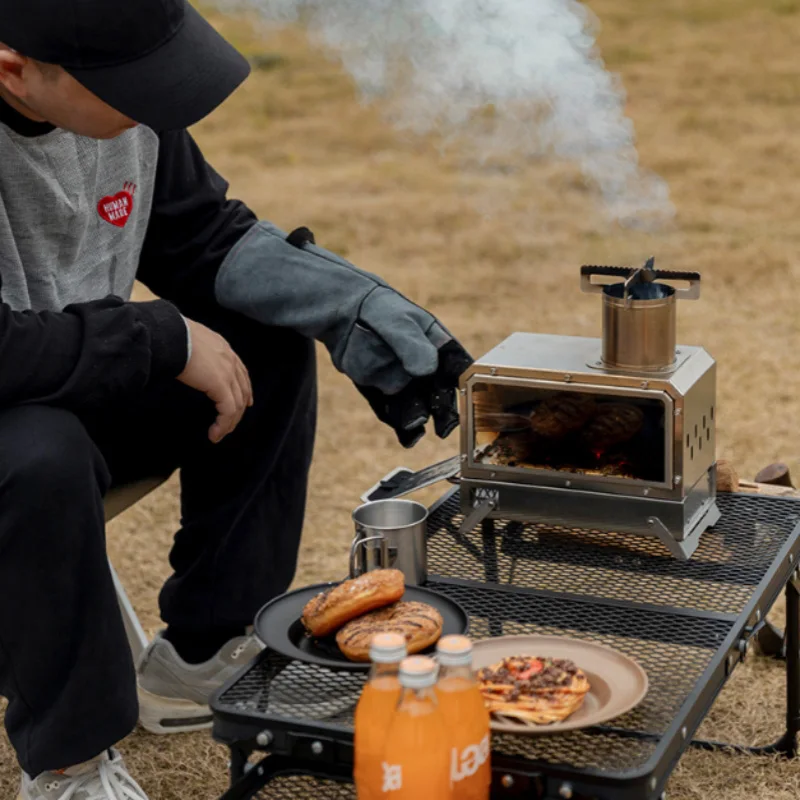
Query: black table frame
211 490 800 800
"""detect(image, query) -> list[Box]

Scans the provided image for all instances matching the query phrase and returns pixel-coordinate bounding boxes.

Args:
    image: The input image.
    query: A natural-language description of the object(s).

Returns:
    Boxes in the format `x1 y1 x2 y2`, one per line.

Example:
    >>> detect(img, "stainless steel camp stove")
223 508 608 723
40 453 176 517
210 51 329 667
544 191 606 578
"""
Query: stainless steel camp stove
363 259 719 560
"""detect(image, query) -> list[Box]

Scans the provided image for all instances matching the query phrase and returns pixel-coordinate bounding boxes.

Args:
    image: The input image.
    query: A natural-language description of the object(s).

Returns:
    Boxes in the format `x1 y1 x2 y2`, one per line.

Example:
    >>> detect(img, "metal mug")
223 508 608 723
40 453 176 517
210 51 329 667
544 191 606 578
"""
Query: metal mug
349 499 429 584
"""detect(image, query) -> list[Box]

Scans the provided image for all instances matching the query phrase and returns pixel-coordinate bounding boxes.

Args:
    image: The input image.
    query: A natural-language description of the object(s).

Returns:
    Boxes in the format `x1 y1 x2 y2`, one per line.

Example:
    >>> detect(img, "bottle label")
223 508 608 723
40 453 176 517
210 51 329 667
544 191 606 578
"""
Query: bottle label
451 734 490 783
381 762 403 791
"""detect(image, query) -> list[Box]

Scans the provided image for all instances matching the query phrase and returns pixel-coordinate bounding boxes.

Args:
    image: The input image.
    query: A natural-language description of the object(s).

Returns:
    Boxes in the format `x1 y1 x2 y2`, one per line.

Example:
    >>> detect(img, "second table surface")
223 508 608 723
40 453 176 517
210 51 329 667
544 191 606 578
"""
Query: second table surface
212 489 800 797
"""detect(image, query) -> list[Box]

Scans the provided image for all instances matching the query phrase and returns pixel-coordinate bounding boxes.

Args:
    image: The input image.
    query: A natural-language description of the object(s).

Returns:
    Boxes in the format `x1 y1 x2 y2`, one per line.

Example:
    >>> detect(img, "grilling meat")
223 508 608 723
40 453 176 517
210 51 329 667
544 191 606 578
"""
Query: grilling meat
529 394 596 438
335 601 443 662
581 402 644 449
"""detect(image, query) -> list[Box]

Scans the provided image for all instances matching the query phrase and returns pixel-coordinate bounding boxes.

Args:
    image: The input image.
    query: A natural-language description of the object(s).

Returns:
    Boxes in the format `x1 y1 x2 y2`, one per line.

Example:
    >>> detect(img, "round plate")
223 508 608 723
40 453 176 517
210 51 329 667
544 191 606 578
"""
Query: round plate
254 582 470 671
471 635 648 734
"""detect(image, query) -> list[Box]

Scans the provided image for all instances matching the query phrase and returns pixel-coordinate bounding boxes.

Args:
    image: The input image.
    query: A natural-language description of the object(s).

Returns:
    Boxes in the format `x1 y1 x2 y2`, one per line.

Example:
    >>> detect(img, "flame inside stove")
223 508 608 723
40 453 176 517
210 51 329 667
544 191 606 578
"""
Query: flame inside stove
477 426 650 480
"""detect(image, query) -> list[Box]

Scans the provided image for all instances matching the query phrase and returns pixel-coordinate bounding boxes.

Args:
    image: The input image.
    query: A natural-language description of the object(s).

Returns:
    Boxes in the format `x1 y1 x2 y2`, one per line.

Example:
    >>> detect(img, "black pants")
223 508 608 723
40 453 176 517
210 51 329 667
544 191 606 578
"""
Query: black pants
0 308 317 776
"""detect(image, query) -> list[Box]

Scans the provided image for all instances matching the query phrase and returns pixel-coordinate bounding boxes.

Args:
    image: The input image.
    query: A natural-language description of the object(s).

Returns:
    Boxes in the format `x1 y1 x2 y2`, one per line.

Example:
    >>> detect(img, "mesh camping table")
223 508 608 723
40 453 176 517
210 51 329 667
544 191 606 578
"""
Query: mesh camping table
210 489 800 799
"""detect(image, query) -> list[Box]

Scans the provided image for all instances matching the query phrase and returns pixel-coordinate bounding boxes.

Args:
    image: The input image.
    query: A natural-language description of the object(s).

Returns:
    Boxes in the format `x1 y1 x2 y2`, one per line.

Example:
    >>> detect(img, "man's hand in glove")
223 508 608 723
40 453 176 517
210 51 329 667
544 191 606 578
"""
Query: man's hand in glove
214 221 474 447
354 339 472 448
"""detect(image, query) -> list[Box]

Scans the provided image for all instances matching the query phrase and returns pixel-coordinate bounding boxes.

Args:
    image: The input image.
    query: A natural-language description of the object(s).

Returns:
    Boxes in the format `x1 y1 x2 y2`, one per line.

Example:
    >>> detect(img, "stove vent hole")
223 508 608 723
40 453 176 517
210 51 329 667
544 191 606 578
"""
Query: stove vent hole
690 445 694 460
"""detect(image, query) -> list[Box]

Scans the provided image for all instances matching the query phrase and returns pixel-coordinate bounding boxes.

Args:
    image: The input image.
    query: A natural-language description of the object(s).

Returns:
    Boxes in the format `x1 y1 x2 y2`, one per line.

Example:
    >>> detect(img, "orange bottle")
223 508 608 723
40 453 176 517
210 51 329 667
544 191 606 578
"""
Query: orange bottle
435 636 491 800
380 656 452 799
354 633 408 800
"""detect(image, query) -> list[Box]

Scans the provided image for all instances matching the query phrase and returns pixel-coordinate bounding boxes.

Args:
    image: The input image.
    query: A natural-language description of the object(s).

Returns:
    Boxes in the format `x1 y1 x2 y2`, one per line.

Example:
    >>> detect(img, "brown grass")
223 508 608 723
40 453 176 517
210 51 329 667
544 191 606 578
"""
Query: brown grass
4 0 800 796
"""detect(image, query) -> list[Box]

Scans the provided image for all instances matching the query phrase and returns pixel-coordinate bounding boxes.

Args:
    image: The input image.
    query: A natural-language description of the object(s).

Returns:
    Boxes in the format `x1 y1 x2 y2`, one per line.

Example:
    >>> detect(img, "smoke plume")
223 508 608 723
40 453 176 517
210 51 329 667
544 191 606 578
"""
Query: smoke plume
216 0 675 230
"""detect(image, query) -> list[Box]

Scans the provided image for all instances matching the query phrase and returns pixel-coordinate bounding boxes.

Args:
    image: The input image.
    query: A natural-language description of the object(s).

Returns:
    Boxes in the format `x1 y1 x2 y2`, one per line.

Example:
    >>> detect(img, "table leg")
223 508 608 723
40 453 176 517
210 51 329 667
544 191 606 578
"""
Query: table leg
755 576 800 756
783 573 800 756
691 576 800 757
755 620 786 659
229 746 249 786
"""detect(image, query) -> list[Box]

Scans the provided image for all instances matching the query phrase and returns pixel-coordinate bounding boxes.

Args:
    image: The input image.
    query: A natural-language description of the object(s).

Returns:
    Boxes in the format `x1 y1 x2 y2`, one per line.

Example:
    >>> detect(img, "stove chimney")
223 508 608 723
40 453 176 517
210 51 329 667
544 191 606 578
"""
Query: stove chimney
581 260 701 372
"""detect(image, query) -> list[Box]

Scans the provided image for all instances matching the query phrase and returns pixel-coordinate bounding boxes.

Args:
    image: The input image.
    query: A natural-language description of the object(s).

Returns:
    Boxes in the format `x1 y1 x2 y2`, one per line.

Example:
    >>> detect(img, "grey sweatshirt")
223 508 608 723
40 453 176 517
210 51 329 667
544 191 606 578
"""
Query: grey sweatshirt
0 96 256 411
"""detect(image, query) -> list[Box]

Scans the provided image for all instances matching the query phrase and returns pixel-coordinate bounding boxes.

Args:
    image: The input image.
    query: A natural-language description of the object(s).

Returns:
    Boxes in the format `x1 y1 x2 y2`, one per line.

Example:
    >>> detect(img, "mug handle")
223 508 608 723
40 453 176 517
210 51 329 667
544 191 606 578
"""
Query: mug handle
349 535 386 578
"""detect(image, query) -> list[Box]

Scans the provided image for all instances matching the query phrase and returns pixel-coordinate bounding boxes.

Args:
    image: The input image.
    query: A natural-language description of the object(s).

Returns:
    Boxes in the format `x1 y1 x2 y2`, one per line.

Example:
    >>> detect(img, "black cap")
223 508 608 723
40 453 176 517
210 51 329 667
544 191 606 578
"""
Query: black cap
2 0 251 130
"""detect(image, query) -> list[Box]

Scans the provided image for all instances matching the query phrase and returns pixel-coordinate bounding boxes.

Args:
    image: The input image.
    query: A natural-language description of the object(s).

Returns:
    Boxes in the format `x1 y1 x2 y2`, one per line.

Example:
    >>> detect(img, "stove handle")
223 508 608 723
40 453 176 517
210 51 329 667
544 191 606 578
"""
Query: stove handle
669 274 701 300
580 265 701 299
359 455 462 503
580 265 630 295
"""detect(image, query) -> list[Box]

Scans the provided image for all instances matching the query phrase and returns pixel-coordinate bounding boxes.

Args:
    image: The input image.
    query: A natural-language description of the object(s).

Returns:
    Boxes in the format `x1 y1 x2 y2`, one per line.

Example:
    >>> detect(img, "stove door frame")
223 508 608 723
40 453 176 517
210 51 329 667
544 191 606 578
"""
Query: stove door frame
461 373 678 499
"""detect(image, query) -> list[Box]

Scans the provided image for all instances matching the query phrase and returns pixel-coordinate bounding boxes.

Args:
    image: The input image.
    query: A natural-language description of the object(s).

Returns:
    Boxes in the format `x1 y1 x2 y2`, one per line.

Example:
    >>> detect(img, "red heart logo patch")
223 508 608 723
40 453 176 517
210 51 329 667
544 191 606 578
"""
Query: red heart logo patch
97 191 134 228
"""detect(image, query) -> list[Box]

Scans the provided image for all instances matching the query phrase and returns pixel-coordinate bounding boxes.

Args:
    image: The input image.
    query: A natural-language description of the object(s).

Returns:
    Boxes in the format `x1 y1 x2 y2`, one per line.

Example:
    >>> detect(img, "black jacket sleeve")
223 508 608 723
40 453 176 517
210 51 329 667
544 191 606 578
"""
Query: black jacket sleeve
136 129 257 318
0 295 188 411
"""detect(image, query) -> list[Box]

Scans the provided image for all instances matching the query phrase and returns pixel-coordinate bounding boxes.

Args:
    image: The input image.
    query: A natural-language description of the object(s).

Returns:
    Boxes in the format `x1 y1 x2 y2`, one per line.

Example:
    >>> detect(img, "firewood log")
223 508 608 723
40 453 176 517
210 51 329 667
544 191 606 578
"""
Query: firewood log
754 462 795 488
716 459 739 493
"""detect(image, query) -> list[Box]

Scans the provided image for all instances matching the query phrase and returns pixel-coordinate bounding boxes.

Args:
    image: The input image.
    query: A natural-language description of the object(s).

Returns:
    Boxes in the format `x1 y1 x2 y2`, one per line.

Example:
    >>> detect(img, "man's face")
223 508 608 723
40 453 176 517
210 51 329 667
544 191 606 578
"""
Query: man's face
0 45 137 138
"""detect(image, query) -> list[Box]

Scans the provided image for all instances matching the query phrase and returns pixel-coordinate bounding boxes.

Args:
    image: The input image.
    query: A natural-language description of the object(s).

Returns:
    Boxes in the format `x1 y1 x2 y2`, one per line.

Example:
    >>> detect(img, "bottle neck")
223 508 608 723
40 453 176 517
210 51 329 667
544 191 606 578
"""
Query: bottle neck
398 684 438 706
438 663 475 682
369 661 402 681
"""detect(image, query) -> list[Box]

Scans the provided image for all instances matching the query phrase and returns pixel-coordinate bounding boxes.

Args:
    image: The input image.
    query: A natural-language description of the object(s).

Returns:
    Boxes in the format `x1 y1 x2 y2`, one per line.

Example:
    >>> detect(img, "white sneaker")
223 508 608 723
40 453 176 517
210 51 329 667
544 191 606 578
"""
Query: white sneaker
19 748 148 800
136 630 262 734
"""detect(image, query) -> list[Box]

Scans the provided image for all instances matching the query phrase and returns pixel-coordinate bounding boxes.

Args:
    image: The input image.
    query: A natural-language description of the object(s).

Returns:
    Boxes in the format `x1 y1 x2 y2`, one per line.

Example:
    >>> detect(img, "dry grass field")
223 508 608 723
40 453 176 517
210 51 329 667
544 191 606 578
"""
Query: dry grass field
5 0 800 796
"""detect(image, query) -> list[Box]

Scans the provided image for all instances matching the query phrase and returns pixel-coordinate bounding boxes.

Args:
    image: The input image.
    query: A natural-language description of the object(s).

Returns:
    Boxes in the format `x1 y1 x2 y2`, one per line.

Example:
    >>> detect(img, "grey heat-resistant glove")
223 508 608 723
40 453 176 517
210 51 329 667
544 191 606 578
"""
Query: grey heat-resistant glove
214 221 473 446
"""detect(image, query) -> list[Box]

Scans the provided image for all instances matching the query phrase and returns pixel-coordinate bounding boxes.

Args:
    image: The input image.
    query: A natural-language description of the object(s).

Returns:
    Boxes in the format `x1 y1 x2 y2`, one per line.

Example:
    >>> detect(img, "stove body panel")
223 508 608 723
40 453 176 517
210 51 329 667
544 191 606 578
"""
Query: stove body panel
458 332 718 559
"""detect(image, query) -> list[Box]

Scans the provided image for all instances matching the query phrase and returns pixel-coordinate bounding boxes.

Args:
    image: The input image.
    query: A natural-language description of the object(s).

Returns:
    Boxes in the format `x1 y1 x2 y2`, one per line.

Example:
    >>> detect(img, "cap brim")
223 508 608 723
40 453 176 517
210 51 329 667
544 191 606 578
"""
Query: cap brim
65 5 251 131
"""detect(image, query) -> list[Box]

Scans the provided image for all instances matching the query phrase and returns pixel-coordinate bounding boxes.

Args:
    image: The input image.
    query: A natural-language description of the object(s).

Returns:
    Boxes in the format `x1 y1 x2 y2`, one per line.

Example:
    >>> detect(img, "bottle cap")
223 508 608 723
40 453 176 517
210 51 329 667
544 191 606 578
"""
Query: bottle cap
369 632 407 664
436 635 473 667
399 656 438 688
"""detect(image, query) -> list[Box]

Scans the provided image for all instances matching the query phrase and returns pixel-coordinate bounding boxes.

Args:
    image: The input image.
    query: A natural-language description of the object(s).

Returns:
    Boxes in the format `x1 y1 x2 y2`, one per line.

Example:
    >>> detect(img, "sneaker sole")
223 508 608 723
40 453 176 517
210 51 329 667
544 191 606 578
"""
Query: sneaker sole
137 685 213 735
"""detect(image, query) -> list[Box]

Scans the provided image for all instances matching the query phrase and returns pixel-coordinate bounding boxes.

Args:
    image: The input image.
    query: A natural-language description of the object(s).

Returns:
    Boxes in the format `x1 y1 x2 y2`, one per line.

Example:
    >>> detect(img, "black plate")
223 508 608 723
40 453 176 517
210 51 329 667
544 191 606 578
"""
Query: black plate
254 582 470 671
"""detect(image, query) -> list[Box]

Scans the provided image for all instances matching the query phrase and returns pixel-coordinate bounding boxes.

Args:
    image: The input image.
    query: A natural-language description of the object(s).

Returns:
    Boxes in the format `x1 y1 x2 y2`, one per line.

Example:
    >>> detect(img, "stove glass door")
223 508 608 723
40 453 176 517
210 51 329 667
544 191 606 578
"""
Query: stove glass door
471 380 667 484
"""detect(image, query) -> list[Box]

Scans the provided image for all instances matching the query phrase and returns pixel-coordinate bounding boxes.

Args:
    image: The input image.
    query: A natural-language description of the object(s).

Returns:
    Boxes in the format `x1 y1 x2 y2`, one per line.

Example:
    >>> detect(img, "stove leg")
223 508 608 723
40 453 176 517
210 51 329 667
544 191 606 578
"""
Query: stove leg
482 518 498 583
482 518 503 637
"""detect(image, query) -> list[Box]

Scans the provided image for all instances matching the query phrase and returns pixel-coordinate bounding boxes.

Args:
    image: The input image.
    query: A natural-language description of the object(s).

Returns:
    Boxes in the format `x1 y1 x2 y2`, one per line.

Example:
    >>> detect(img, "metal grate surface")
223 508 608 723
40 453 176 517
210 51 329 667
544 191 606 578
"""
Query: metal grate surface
215 490 800 783
218 581 725 771
252 775 354 799
426 492 800 614
220 655 366 727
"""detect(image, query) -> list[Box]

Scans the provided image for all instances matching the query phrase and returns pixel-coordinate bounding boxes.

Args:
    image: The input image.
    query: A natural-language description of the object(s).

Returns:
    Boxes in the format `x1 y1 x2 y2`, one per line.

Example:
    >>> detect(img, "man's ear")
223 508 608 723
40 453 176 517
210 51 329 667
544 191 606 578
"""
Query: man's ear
0 47 30 99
